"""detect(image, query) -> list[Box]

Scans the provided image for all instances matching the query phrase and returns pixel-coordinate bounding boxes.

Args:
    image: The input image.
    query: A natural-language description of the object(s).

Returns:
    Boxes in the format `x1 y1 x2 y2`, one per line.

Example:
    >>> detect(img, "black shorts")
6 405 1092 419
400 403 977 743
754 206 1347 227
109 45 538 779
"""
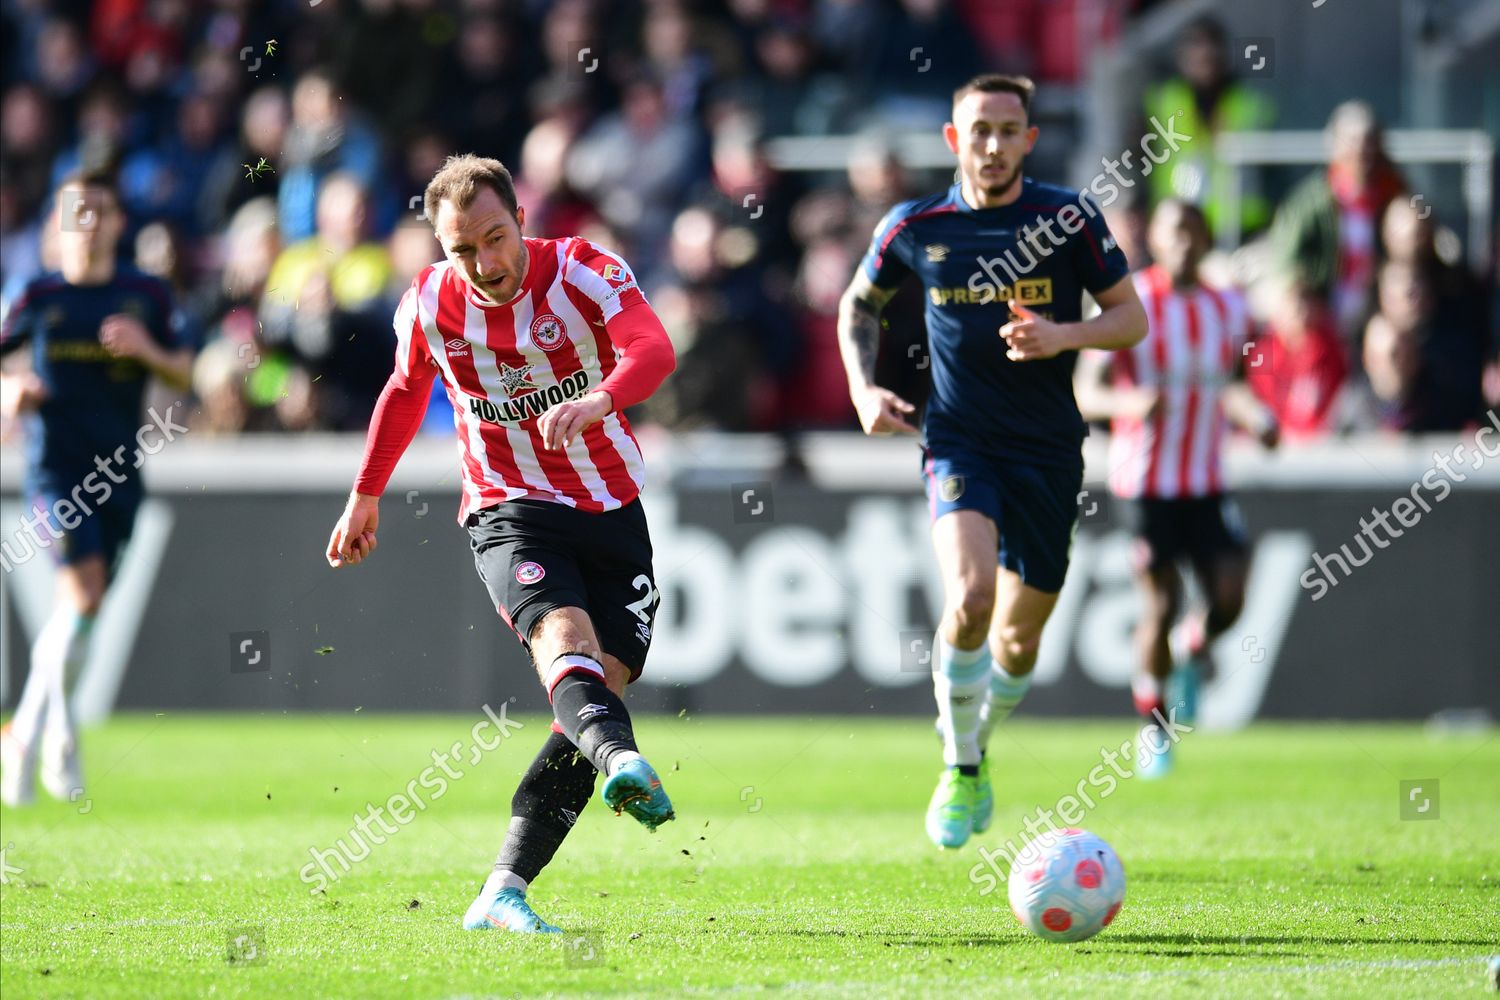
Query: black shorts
467 498 658 680
1117 495 1248 574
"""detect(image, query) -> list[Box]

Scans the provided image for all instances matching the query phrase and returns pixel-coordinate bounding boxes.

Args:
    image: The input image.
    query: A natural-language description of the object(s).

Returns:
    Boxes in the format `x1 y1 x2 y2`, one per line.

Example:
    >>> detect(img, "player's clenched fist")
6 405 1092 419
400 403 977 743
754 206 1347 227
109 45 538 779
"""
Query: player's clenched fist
327 493 380 568
851 384 919 435
1000 301 1073 362
538 390 613 451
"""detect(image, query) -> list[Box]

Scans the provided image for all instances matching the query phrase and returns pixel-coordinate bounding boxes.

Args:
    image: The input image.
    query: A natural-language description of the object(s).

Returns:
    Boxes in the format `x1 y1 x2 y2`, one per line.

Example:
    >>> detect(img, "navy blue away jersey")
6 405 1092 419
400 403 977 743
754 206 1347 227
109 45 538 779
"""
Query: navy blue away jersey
0 266 183 496
860 178 1130 468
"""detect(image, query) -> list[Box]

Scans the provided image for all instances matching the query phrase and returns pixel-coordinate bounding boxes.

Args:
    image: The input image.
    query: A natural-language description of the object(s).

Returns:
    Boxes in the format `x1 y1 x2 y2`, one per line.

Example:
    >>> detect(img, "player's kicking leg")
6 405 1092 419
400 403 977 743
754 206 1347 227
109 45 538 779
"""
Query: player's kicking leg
464 607 671 934
2 555 103 807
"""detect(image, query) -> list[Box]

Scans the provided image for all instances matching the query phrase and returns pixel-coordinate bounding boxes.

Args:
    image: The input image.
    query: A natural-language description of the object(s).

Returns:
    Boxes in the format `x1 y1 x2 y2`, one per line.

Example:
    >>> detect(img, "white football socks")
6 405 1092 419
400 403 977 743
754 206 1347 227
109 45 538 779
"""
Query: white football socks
484 869 529 895
12 609 93 749
977 667 1032 748
934 637 992 767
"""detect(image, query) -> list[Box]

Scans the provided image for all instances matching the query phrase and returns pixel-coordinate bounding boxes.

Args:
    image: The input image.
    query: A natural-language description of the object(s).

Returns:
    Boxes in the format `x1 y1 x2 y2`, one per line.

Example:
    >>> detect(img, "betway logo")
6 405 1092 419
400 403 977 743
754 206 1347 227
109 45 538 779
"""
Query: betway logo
468 370 589 425
642 497 1312 731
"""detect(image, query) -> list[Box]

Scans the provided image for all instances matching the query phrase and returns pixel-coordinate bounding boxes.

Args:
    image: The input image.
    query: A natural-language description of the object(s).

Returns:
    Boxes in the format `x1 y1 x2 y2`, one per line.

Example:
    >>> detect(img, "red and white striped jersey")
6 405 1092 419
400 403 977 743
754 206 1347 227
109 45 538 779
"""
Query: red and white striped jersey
1106 265 1251 499
393 237 655 518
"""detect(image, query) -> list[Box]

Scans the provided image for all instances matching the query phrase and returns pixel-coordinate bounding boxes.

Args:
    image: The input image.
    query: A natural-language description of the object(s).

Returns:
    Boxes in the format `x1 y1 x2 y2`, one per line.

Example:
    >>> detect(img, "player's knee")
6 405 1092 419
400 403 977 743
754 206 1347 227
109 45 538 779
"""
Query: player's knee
993 622 1043 668
951 585 996 636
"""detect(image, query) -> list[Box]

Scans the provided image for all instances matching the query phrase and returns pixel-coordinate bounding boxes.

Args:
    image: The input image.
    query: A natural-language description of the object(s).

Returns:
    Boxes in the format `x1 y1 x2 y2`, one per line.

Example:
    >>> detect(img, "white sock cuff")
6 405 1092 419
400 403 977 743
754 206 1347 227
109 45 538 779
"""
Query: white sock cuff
543 653 605 695
990 668 1031 699
937 637 991 683
486 869 528 894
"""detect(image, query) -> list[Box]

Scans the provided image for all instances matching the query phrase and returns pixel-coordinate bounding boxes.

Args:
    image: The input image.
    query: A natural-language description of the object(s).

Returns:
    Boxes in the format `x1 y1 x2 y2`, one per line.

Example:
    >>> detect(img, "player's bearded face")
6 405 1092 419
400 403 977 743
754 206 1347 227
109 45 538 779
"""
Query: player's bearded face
437 189 529 304
950 92 1036 202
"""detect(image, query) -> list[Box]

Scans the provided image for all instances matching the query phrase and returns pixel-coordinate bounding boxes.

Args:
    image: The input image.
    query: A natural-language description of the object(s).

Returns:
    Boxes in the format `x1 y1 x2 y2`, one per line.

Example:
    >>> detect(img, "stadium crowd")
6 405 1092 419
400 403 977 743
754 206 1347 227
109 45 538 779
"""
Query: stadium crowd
2 0 1495 439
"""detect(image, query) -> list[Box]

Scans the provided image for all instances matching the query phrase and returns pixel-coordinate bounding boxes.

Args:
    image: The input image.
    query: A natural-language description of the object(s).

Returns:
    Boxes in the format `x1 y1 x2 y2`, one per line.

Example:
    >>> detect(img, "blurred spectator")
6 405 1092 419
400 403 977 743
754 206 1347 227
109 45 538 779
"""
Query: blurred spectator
1247 279 1349 441
260 173 393 429
438 12 536 163
190 197 281 435
783 238 858 429
2 85 58 222
866 0 981 127
119 91 236 237
846 133 913 242
1271 101 1405 340
34 18 96 114
51 84 133 188
277 70 386 244
1349 261 1469 432
514 117 596 240
744 15 846 137
1380 197 1486 421
382 214 451 436
1140 16 1275 239
213 86 290 224
566 74 704 274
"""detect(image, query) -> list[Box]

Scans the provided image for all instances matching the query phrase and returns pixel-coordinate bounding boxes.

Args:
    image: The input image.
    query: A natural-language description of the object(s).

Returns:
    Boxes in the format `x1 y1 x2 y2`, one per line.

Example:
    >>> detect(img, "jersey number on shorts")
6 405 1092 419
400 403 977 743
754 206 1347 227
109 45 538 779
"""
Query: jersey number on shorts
625 574 658 622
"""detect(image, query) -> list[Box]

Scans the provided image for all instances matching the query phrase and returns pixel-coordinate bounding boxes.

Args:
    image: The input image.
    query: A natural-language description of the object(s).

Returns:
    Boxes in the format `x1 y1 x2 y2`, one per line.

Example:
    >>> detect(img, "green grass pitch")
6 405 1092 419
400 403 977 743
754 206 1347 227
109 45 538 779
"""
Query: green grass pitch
1 714 1495 998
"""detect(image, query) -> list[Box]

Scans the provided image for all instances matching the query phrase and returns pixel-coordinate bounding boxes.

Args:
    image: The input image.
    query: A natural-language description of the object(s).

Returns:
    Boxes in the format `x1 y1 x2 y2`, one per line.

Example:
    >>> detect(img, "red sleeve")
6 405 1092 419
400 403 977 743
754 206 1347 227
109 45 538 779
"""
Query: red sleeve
596 300 676 410
352 364 437 496
353 278 439 496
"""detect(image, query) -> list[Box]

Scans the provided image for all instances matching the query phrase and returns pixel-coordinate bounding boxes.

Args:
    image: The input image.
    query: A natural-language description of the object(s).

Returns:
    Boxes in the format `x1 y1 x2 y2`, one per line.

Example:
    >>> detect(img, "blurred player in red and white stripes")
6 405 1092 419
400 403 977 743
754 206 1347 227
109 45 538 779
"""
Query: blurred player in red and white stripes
324 155 676 933
1076 199 1278 775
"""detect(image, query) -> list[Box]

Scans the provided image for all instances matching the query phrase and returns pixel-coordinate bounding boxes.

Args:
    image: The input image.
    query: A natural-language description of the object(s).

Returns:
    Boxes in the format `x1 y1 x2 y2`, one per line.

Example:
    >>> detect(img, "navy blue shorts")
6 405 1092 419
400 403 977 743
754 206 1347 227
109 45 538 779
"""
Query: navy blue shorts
922 451 1083 593
27 486 141 571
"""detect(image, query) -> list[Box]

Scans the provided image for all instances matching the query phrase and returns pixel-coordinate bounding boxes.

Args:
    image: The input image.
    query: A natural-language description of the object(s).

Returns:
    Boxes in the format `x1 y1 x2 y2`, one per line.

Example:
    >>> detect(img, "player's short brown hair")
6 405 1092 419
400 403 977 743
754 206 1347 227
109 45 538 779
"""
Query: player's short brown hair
952 73 1036 121
423 154 519 226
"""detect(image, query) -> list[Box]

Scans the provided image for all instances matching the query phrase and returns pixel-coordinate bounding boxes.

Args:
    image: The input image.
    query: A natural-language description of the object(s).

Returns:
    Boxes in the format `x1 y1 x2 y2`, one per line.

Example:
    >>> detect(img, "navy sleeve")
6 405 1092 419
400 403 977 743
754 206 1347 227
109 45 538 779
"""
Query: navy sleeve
1070 194 1131 295
0 284 40 358
143 277 185 351
859 204 916 290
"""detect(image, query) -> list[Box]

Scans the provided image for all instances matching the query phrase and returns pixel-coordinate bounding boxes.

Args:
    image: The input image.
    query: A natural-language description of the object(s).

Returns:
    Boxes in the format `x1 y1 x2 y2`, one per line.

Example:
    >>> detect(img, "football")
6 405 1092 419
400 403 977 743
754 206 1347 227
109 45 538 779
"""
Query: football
1008 828 1126 943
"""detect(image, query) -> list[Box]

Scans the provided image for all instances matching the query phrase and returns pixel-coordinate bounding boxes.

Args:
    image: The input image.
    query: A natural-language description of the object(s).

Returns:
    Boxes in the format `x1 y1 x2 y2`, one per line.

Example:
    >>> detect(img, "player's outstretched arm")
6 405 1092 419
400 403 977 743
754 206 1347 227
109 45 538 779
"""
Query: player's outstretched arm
326 362 435 568
837 271 917 435
1001 277 1148 361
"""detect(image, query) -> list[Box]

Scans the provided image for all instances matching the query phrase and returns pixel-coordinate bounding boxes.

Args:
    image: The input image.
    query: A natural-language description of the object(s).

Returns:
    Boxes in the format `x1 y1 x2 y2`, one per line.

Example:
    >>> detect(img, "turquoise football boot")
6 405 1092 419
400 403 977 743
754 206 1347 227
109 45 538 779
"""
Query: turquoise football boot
462 886 562 933
972 756 994 834
1167 662 1201 727
1135 722 1173 780
602 757 675 831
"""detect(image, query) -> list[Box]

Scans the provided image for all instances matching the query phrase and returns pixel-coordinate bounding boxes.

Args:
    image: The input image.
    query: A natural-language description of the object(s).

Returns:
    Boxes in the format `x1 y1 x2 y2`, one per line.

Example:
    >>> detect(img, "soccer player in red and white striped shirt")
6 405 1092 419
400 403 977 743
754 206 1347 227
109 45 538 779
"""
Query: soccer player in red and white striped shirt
324 155 677 933
1076 200 1277 776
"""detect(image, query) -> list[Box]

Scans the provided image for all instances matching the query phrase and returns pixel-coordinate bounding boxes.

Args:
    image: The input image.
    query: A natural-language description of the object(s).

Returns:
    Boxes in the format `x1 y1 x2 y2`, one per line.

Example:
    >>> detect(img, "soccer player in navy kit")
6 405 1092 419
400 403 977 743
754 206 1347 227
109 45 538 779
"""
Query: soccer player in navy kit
839 75 1148 849
0 170 193 806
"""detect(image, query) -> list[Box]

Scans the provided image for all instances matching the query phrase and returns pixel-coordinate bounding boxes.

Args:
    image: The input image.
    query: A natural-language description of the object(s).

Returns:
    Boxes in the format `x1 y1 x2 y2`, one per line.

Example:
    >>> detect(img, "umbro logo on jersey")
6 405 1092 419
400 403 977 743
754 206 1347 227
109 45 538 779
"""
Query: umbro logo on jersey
445 338 471 357
1102 235 1118 254
925 243 950 262
468 370 591 425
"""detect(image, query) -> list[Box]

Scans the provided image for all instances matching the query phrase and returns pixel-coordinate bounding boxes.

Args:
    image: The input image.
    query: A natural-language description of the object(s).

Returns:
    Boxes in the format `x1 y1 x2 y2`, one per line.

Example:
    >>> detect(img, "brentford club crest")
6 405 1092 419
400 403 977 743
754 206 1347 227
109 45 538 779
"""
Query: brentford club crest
515 561 546 585
530 313 568 352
